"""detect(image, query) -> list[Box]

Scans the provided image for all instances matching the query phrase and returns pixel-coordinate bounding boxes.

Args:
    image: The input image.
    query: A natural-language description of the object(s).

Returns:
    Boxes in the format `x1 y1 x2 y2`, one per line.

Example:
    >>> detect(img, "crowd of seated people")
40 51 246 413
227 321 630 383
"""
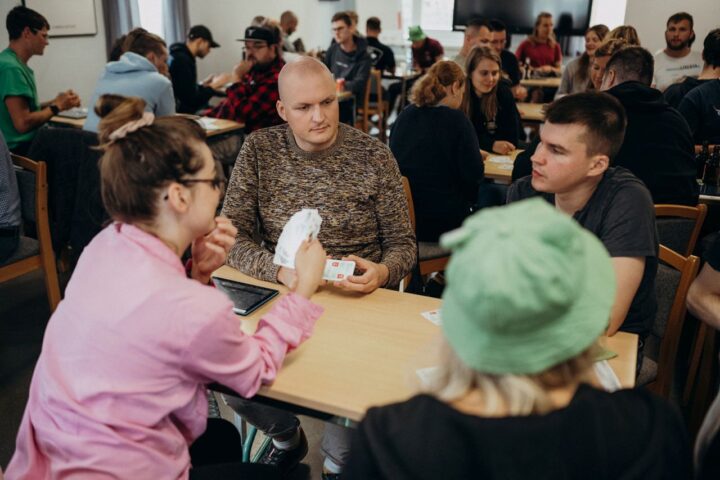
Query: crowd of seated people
4 3 720 480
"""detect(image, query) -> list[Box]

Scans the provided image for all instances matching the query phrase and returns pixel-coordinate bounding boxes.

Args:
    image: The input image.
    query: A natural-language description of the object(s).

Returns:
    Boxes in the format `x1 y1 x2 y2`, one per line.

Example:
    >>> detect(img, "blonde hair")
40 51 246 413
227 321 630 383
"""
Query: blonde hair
594 38 629 59
410 61 465 107
606 25 641 46
423 338 596 416
462 46 502 123
529 12 556 47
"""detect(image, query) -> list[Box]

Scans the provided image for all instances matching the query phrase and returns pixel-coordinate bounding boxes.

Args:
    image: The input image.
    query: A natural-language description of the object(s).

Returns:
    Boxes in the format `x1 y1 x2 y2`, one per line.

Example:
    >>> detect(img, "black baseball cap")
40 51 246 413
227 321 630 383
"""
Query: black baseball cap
236 26 279 45
188 25 220 48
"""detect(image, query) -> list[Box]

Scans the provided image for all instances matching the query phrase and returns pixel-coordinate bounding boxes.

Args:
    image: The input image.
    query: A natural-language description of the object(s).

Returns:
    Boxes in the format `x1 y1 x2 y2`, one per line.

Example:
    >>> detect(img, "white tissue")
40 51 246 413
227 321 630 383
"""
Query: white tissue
273 209 322 269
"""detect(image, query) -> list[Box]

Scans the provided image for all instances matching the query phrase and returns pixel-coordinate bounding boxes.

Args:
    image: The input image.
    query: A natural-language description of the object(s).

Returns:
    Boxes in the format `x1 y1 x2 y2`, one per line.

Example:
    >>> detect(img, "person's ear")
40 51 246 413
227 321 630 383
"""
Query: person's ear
165 183 191 214
276 100 287 121
587 154 609 178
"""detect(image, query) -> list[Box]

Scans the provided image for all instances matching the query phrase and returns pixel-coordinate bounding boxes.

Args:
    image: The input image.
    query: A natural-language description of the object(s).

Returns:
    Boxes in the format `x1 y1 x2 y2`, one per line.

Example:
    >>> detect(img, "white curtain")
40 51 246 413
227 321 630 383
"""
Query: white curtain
102 0 140 60
162 0 190 46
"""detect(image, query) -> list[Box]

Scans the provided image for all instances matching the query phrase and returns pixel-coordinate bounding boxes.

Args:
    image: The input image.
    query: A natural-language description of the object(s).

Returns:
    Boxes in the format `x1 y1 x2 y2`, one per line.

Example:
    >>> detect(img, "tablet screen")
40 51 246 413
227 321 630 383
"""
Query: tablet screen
212 278 279 315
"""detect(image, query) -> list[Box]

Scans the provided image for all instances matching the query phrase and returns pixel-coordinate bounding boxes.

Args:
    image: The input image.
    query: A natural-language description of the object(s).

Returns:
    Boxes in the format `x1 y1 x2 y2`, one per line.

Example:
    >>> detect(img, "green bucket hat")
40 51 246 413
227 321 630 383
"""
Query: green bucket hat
408 25 426 42
439 198 616 375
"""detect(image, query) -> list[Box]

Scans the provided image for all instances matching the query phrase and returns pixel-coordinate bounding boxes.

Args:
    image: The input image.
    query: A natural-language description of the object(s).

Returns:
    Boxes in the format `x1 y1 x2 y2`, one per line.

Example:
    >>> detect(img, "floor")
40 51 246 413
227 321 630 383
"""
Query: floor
0 270 329 478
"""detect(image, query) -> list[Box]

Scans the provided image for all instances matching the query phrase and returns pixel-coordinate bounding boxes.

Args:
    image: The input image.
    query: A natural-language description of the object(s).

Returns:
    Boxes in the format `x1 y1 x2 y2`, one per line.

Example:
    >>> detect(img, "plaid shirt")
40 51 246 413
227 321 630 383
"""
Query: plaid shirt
208 56 285 132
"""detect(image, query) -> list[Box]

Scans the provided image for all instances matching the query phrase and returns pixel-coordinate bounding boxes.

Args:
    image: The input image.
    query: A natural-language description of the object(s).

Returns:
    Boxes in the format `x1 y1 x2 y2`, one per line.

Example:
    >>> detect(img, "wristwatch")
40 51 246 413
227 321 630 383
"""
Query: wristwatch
49 104 60 115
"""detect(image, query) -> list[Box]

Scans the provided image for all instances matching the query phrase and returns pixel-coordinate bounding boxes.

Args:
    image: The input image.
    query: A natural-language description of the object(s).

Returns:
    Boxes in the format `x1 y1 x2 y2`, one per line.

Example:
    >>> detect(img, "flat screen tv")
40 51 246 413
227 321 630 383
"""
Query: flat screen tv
453 0 593 36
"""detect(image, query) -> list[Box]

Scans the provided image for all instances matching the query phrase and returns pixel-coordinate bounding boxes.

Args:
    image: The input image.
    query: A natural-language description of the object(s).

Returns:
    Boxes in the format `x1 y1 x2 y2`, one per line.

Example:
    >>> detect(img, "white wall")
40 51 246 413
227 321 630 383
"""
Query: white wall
0 0 107 105
188 0 355 81
625 0 720 55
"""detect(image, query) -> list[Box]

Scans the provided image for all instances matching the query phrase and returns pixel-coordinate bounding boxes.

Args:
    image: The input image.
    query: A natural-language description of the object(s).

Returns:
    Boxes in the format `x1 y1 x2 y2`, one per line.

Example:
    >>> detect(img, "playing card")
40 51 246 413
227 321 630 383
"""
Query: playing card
322 259 356 281
421 309 442 325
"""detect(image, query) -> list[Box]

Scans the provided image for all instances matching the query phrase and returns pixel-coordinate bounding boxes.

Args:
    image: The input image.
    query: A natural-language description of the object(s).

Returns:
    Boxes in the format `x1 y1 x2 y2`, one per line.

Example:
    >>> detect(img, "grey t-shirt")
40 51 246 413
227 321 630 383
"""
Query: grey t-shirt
0 130 21 227
507 167 658 338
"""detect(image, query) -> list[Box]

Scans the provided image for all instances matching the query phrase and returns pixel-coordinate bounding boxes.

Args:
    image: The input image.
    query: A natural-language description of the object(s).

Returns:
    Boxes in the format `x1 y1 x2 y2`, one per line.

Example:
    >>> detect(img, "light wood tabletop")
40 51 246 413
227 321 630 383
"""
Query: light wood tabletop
213 266 638 421
520 77 561 88
484 150 521 183
337 91 354 102
517 102 546 122
50 115 245 138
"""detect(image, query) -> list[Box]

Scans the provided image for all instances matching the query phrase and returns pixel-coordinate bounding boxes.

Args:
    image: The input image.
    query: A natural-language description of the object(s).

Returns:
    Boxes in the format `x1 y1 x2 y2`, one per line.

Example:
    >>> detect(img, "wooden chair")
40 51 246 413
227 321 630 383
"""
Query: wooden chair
637 245 700 398
0 154 61 311
356 68 388 142
655 204 707 257
401 177 450 279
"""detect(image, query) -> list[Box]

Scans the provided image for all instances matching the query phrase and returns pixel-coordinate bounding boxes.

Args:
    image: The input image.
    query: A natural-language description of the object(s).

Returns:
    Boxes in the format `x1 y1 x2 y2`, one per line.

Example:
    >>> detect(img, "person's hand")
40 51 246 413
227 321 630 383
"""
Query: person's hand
480 149 490 160
293 239 326 299
233 60 253 80
334 255 389 294
277 266 298 289
512 85 528 101
54 90 81 111
209 72 234 89
492 140 515 155
538 65 554 73
190 216 237 284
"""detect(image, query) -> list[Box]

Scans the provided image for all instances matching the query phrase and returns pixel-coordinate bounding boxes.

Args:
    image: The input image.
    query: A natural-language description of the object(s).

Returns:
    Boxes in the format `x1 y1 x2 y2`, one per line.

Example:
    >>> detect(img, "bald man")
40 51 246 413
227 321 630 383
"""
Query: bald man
220 57 416 477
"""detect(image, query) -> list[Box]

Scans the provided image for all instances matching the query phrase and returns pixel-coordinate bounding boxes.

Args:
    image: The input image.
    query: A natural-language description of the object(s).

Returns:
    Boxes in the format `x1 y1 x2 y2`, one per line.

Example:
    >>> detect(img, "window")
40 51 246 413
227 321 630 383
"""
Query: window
137 0 164 38
420 0 454 31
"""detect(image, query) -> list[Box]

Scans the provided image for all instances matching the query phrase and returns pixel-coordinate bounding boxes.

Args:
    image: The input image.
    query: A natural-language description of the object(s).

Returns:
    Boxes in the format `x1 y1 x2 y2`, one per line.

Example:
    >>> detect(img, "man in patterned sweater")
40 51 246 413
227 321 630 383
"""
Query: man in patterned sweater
220 57 416 478
207 25 284 133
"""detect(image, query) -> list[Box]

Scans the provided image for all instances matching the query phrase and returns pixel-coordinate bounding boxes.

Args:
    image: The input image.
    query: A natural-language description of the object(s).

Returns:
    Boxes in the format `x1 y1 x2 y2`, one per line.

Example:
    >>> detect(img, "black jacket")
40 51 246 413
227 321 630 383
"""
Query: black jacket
324 36 372 98
608 81 698 206
169 43 217 114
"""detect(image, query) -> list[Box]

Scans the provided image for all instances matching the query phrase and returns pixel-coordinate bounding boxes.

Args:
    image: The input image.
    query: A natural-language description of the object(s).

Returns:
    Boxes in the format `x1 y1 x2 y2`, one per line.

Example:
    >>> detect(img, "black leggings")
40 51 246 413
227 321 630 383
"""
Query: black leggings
189 418 281 480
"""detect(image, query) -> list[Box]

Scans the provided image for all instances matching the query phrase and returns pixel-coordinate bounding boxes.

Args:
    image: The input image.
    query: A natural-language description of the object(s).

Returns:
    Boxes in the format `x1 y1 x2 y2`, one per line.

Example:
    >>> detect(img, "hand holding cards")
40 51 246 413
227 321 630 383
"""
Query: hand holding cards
274 209 322 269
323 259 355 281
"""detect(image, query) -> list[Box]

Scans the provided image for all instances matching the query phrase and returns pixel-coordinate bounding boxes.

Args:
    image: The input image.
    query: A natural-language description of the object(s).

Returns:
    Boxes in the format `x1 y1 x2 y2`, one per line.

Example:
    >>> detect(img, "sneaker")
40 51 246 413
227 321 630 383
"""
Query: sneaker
258 428 308 475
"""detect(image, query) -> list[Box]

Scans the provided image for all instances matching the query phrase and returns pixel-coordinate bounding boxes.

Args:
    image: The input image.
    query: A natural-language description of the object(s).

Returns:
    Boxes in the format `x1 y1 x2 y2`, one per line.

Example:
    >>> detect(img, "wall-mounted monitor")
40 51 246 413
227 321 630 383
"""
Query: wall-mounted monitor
453 0 593 36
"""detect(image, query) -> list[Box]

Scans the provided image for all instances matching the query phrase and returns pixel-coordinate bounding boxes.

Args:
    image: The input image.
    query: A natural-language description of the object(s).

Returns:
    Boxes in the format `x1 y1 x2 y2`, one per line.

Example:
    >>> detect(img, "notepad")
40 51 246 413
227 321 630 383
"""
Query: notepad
421 309 442 325
196 117 222 130
489 156 513 164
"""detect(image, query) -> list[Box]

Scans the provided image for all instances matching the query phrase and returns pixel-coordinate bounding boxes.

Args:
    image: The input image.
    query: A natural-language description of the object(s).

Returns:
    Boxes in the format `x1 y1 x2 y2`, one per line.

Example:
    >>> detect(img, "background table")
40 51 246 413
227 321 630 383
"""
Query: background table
50 115 245 138
484 150 521 184
213 266 638 421
520 77 561 88
517 102 546 123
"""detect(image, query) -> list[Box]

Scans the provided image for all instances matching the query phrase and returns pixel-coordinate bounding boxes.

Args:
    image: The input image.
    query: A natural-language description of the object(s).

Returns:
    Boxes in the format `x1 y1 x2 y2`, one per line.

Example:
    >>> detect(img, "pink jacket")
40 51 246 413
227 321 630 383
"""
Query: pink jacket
6 223 322 479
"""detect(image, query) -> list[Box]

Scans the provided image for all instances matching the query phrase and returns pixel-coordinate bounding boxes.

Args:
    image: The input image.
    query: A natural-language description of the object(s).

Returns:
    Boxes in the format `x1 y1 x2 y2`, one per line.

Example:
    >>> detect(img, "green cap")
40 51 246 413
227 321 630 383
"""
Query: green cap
439 198 616 375
408 25 426 42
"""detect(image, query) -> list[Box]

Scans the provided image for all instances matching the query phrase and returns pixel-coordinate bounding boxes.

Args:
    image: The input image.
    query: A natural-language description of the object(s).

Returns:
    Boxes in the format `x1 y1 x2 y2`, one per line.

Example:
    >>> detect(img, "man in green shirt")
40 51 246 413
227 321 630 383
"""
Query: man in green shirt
0 6 80 154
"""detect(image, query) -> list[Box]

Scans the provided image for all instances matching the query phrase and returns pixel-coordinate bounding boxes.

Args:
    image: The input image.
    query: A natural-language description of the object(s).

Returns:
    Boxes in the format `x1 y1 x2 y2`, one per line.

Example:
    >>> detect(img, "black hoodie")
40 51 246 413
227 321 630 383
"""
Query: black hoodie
168 43 217 114
324 35 372 98
607 81 698 206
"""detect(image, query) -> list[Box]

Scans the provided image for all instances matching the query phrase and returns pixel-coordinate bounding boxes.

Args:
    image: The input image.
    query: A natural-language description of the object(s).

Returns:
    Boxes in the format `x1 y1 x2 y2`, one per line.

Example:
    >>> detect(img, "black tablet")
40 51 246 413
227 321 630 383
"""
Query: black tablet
212 277 279 316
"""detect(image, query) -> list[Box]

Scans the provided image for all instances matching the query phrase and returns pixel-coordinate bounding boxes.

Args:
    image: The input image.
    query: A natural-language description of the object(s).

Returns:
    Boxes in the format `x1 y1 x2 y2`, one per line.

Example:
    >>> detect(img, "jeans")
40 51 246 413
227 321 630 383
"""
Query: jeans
0 226 20 263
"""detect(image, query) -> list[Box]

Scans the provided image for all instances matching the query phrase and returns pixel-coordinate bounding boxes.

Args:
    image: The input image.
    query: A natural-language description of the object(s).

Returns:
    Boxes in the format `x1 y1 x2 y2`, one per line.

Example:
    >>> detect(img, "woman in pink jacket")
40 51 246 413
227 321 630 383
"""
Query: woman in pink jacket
6 95 326 479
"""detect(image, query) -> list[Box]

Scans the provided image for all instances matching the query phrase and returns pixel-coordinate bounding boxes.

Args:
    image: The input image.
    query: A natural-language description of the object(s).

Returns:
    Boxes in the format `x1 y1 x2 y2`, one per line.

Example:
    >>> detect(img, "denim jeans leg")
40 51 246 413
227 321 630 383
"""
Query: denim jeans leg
222 396 300 438
320 422 352 468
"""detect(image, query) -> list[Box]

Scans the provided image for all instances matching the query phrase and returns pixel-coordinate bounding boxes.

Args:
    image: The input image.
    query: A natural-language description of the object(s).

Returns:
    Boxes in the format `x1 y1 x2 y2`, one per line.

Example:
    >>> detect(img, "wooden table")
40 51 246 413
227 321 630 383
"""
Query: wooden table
50 115 245 138
212 266 638 421
517 102 546 123
484 150 521 184
382 68 422 111
521 77 561 88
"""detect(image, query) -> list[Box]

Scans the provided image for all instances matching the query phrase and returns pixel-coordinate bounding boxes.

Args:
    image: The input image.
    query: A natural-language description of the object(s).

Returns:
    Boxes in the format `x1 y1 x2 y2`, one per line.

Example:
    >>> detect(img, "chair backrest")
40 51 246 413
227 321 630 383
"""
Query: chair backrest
648 244 700 397
12 154 46 227
655 204 707 257
400 176 416 231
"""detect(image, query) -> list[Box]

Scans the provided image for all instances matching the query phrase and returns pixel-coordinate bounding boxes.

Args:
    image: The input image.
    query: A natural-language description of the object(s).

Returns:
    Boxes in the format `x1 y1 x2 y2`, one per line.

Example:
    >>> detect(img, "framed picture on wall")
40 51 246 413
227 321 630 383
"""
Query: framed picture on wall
23 0 98 37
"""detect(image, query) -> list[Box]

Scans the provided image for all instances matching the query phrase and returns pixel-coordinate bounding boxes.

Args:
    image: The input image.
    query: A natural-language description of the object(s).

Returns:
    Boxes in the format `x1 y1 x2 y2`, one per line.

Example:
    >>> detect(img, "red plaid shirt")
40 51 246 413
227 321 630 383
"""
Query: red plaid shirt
208 56 285 132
